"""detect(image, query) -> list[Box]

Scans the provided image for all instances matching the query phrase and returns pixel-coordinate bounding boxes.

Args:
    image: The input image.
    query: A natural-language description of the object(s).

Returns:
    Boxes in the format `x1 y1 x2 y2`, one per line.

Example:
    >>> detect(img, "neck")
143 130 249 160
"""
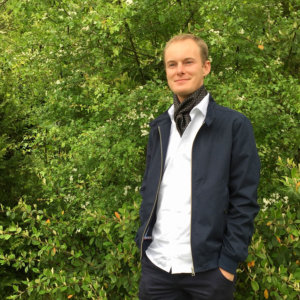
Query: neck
177 95 186 103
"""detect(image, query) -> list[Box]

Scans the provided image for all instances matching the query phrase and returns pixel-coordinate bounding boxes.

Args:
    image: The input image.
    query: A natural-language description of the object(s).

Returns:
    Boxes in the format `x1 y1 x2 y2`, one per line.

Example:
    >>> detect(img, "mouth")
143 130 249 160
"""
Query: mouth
175 79 189 83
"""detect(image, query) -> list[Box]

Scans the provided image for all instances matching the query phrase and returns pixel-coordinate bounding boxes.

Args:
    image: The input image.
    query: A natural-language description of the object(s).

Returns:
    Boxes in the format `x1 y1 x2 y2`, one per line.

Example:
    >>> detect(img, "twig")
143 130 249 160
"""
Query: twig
124 22 146 84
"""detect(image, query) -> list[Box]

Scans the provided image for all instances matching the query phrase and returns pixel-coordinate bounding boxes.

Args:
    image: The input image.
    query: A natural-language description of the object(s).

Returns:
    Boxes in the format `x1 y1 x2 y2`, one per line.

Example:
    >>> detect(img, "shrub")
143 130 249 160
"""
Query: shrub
0 200 140 299
235 158 300 299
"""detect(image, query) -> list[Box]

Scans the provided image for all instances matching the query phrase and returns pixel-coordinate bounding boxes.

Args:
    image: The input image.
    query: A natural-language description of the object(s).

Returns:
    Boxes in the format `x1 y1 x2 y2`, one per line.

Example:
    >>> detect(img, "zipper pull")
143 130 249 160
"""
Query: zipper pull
191 267 195 276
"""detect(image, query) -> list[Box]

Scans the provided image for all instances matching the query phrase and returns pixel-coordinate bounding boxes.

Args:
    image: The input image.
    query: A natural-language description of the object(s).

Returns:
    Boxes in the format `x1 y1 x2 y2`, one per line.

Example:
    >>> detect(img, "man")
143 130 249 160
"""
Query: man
135 34 260 300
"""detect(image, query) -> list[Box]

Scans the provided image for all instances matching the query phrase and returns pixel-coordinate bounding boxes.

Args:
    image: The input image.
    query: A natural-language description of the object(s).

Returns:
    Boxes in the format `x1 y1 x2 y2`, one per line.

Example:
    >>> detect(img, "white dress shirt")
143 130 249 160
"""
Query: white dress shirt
146 93 209 274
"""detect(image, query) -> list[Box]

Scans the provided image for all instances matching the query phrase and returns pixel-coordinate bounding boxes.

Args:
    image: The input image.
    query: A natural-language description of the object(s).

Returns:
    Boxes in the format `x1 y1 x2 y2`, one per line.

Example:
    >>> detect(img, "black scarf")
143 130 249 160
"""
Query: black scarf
173 85 208 136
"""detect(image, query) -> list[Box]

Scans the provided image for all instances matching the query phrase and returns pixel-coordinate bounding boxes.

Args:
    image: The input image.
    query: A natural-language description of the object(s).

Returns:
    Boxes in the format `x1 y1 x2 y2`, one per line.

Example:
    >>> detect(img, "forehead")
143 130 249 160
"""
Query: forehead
164 39 201 62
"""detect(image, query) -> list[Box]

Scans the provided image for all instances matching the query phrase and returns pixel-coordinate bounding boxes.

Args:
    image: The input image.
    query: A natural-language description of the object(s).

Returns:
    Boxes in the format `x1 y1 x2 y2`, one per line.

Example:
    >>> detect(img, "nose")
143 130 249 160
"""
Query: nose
176 63 185 75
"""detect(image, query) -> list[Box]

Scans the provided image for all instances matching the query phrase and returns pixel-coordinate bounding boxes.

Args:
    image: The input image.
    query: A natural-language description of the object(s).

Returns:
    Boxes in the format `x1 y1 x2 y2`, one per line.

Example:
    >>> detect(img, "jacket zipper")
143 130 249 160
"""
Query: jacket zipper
190 122 205 276
190 134 196 276
140 126 164 260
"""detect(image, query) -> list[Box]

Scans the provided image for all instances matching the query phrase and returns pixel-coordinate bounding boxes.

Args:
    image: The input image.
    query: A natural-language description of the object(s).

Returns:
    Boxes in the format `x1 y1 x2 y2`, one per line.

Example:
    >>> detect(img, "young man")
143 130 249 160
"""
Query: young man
136 34 260 300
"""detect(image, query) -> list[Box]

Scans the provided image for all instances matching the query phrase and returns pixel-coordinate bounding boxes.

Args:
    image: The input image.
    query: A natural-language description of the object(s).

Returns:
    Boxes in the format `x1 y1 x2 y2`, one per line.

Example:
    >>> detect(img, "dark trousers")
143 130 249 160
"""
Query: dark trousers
139 255 235 300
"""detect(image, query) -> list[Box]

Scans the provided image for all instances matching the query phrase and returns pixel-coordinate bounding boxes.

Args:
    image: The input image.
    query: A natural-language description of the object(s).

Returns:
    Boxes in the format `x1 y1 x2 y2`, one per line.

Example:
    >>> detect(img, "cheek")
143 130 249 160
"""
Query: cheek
166 74 175 86
167 80 175 91
166 70 174 79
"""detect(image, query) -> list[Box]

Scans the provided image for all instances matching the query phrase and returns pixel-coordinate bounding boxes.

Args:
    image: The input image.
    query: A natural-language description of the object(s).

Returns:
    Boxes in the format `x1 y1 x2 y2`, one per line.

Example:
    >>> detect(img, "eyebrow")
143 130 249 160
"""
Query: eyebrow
166 57 196 64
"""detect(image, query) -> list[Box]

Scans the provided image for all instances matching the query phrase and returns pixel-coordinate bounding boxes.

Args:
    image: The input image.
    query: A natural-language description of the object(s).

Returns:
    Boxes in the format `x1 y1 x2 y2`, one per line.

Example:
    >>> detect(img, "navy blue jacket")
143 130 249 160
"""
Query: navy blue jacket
135 95 260 274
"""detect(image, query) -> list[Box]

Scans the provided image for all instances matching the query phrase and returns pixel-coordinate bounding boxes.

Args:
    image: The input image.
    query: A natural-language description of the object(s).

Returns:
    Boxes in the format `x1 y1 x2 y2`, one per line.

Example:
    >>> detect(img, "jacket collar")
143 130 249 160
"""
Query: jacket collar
149 110 170 128
205 94 216 127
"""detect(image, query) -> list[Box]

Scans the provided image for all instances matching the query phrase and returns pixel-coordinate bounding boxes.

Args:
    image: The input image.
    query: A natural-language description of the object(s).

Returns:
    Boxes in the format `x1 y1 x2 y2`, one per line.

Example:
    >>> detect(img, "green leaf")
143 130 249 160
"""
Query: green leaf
32 268 40 273
1 234 11 240
8 226 16 232
12 285 18 292
251 280 259 292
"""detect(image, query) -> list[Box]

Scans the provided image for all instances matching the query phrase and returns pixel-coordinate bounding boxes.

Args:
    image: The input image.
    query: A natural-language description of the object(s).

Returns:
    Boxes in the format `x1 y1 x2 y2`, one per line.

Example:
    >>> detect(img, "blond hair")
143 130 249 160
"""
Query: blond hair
163 34 209 64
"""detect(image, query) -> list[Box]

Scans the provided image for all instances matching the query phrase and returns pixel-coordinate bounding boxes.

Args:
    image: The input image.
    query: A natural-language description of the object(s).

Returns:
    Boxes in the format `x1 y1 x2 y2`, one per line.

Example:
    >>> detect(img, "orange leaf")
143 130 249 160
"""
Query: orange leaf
266 221 272 226
46 219 50 224
52 247 56 255
247 260 255 268
67 295 73 299
114 212 121 220
276 236 281 243
264 289 269 299
258 44 264 50
296 182 300 192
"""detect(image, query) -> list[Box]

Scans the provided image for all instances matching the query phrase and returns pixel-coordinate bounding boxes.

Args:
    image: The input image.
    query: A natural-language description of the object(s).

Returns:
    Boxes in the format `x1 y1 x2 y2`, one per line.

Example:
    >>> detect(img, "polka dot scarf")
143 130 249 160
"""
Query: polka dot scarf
173 85 208 136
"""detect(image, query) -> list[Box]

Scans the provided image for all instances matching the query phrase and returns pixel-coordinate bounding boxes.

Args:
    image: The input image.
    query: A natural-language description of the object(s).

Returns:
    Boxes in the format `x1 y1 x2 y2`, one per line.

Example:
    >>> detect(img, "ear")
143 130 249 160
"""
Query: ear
203 60 211 77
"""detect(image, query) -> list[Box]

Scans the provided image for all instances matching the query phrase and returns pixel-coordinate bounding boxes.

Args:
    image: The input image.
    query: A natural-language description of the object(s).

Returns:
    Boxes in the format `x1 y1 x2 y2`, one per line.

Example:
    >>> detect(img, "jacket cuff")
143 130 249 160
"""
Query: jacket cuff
218 252 239 274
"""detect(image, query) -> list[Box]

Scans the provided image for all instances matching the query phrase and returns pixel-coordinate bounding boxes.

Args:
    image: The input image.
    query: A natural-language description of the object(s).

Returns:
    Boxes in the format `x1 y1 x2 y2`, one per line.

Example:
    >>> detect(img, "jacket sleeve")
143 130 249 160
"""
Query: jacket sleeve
219 115 260 274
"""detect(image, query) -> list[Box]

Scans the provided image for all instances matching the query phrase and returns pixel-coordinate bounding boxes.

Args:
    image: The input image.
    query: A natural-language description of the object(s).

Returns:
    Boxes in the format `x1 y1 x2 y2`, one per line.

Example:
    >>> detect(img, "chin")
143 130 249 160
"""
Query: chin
172 86 188 94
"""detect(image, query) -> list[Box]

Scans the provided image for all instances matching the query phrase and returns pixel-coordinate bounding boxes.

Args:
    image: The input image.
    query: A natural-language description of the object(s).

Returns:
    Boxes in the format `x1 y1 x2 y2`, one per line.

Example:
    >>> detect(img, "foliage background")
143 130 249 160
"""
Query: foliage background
0 0 299 299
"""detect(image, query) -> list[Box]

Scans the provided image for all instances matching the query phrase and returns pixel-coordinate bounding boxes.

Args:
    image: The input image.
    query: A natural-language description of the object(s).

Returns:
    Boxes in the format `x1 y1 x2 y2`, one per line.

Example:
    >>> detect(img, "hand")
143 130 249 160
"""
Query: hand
219 267 234 282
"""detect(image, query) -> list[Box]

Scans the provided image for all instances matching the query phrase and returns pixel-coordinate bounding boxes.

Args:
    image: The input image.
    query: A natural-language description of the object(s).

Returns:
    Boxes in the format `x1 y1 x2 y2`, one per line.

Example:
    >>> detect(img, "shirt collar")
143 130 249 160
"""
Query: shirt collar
168 93 210 122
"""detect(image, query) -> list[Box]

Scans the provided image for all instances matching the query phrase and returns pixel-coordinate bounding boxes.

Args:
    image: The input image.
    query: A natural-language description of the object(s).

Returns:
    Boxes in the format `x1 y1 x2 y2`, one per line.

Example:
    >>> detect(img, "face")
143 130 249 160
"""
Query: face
164 39 211 102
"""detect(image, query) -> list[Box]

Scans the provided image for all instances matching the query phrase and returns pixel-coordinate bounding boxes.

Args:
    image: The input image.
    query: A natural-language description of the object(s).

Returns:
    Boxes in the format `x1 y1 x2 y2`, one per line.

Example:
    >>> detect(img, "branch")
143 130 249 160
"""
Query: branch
124 22 146 83
183 11 195 30
122 46 156 59
287 24 299 61
182 0 195 30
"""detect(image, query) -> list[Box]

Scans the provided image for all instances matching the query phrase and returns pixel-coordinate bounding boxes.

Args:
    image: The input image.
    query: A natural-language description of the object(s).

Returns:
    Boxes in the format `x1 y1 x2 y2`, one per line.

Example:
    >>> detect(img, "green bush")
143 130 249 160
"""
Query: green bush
0 200 140 299
235 158 300 299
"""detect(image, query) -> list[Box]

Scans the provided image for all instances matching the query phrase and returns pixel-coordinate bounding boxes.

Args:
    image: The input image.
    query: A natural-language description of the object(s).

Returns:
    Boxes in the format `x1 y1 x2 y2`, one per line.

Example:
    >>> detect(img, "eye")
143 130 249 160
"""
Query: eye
168 63 176 68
